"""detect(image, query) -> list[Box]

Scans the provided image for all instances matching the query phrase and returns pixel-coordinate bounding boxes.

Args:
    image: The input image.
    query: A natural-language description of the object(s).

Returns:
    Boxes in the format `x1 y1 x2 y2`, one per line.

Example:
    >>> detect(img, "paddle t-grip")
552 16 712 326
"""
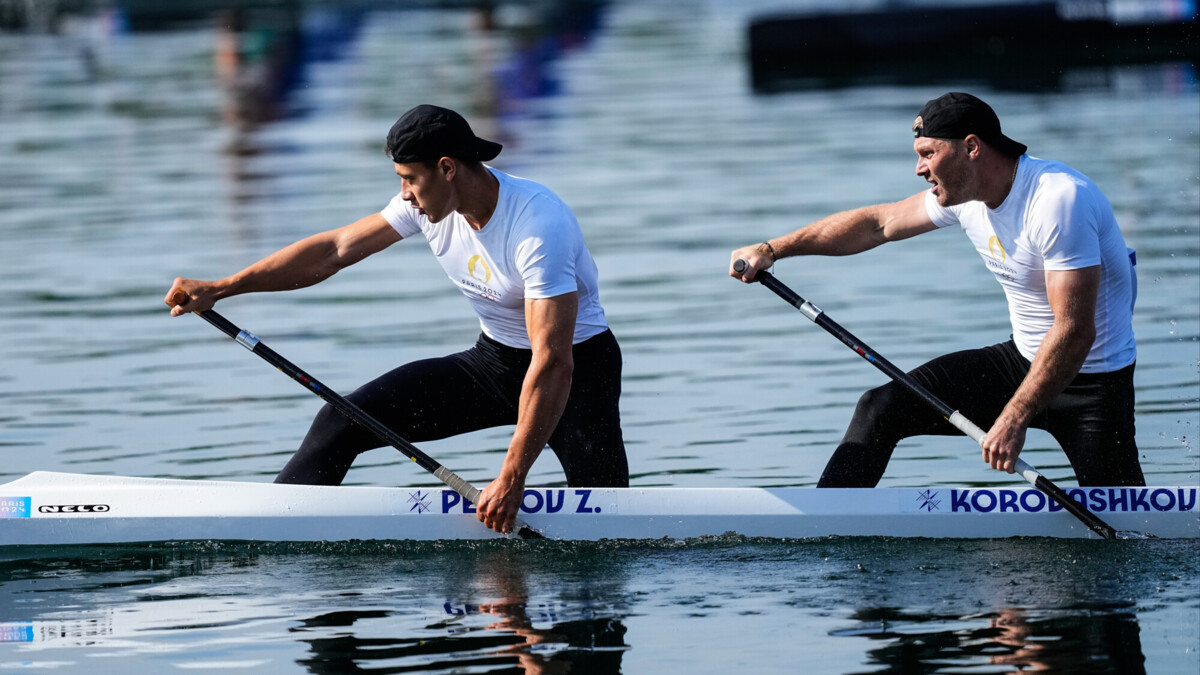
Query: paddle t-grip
733 259 748 274
170 289 189 306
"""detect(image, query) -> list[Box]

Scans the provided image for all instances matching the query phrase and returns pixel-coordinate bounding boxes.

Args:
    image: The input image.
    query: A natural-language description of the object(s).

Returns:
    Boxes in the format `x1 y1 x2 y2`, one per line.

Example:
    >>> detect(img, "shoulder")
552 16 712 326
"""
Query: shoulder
494 168 577 226
1024 157 1110 221
494 168 561 202
1026 157 1097 200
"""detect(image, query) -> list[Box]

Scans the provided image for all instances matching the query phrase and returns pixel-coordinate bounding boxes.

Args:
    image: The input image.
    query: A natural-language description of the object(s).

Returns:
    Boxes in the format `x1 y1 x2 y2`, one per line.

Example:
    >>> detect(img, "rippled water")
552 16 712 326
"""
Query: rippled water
1 0 1198 671
3 536 1198 673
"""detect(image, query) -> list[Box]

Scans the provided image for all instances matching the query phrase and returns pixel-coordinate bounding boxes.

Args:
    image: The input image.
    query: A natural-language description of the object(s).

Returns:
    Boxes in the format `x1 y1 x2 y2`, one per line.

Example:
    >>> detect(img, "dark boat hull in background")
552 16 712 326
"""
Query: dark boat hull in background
748 1 1198 92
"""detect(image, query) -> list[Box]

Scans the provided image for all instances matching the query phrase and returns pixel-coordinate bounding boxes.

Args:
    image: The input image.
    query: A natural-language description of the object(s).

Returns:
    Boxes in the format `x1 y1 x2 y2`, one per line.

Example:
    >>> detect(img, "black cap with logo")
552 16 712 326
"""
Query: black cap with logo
912 92 1027 158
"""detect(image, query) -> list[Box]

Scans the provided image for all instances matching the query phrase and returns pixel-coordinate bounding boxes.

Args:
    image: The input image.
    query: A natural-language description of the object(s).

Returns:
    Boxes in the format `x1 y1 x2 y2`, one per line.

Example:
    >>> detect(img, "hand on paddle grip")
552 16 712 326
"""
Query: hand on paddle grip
165 279 217 316
730 253 769 282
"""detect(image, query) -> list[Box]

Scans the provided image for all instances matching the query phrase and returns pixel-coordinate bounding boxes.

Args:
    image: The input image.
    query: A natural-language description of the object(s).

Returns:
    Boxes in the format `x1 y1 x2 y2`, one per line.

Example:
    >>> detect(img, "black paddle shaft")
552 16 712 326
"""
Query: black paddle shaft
749 266 955 419
735 260 1118 540
191 308 544 540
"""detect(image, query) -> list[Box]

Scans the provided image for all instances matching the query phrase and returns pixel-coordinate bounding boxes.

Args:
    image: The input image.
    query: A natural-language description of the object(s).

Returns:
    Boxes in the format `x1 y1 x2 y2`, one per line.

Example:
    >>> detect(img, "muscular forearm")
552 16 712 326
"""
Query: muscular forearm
217 233 346 299
771 205 891 259
167 235 343 316
1001 321 1095 427
501 356 573 481
168 215 399 316
731 193 934 281
475 326 574 534
730 208 885 278
981 266 1099 474
472 293 580 535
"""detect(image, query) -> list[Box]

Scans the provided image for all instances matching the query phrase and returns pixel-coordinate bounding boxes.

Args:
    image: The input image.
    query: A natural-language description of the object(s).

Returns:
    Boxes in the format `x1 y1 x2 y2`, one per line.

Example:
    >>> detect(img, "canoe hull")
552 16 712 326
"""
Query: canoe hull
2 472 1197 544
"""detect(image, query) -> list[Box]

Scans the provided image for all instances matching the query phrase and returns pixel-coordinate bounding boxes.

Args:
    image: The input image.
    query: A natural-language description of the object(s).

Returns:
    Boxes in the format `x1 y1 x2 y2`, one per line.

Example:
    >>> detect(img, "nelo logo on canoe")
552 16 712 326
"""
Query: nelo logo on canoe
38 504 110 514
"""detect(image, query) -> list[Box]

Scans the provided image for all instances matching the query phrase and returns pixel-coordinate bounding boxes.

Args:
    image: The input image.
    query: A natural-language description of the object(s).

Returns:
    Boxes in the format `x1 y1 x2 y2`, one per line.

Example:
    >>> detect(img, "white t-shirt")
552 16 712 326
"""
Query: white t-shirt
381 167 608 349
925 155 1136 373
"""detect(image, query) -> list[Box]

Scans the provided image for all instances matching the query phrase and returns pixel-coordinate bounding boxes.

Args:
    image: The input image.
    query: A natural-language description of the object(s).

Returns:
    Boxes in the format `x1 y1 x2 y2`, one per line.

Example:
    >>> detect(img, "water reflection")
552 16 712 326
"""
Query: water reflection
206 1 606 139
2 538 1195 672
215 7 304 133
801 536 1172 674
289 547 628 674
295 607 627 673
205 0 608 258
434 569 627 674
0 1 1196 670
296 606 626 674
1 542 630 672
832 605 1145 673
492 0 606 107
0 544 268 655
287 545 630 673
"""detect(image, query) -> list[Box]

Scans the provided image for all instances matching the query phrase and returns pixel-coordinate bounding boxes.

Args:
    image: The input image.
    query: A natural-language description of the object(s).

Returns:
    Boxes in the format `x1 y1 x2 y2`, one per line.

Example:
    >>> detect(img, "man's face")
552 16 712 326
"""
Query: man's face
395 160 453 222
914 137 973 207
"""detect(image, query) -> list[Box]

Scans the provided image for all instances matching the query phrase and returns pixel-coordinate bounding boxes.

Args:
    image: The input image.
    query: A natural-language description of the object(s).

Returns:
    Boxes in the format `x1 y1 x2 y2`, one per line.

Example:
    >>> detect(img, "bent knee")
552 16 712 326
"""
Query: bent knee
854 382 906 418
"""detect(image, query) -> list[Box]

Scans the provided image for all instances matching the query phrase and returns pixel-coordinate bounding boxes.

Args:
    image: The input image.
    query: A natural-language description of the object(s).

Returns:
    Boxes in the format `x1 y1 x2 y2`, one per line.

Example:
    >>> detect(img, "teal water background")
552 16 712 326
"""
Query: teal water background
1 0 1198 671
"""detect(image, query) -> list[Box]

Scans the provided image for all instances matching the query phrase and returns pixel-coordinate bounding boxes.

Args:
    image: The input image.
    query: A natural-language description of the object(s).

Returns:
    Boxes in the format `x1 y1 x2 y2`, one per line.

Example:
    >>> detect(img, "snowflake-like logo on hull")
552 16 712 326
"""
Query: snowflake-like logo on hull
408 490 433 514
916 489 941 512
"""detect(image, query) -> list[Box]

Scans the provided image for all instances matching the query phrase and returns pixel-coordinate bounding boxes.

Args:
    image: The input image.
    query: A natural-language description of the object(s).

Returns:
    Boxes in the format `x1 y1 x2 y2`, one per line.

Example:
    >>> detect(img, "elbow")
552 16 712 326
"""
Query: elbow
1079 325 1097 354
316 260 345 283
1064 322 1096 361
314 243 354 283
1070 314 1097 348
549 352 575 381
537 350 574 388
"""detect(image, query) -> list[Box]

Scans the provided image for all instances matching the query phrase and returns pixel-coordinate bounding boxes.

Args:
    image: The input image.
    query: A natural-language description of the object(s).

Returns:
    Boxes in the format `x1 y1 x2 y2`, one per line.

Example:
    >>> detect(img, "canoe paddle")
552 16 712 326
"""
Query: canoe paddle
733 260 1120 540
172 294 544 540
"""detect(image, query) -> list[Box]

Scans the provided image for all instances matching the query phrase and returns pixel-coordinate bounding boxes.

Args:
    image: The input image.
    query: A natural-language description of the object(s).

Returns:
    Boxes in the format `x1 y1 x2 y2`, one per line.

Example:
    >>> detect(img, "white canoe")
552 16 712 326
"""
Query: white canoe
1 472 1196 545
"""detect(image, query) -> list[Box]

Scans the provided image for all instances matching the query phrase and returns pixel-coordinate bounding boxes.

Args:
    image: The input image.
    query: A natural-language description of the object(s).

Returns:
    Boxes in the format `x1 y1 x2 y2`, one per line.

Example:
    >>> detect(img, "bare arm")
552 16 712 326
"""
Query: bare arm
730 192 936 281
476 292 578 534
165 213 401 315
982 266 1100 473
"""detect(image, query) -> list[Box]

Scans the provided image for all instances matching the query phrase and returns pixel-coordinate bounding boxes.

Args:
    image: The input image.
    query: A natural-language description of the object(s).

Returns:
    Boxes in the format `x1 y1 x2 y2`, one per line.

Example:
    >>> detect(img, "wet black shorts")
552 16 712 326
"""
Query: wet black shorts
276 330 629 487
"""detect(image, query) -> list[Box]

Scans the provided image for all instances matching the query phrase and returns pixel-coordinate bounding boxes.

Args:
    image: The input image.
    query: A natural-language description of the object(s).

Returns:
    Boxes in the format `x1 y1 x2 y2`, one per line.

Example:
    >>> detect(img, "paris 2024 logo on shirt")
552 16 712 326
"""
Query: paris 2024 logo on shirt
468 255 492 283
983 235 1018 282
462 255 501 302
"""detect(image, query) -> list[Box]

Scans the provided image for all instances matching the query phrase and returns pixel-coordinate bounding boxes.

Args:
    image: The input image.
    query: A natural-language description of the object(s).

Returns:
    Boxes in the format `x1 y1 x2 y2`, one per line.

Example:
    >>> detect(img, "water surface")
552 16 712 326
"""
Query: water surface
1 0 1197 671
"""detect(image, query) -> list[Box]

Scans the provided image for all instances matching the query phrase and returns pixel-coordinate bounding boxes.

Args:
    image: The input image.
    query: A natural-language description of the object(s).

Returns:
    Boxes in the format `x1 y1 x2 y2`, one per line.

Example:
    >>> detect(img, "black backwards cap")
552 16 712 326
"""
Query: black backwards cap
912 92 1027 158
386 105 502 164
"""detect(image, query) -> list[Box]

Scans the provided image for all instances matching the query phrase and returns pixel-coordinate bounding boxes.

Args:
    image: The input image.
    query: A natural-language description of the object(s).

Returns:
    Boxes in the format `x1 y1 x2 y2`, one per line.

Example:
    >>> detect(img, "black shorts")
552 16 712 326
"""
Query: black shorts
818 339 1145 488
276 330 629 487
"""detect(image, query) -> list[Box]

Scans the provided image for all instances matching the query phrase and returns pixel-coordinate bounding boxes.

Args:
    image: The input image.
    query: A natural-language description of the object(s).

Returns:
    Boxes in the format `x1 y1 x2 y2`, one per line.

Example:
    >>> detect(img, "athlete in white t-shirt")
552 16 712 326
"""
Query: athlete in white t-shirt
730 93 1144 488
167 105 629 533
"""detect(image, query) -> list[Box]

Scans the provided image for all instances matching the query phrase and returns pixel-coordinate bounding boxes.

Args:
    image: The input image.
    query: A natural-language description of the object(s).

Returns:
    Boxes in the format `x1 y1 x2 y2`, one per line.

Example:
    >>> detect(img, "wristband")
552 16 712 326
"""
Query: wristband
760 241 776 262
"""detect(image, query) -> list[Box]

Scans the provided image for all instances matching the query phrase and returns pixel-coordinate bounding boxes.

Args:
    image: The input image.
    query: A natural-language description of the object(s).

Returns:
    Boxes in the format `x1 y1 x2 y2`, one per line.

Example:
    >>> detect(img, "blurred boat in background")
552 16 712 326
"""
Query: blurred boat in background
749 0 1198 92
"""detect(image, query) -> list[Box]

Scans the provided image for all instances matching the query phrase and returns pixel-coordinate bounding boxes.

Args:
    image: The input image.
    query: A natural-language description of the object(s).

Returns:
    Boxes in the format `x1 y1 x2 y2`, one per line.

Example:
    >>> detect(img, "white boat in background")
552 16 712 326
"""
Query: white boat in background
1 472 1196 545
